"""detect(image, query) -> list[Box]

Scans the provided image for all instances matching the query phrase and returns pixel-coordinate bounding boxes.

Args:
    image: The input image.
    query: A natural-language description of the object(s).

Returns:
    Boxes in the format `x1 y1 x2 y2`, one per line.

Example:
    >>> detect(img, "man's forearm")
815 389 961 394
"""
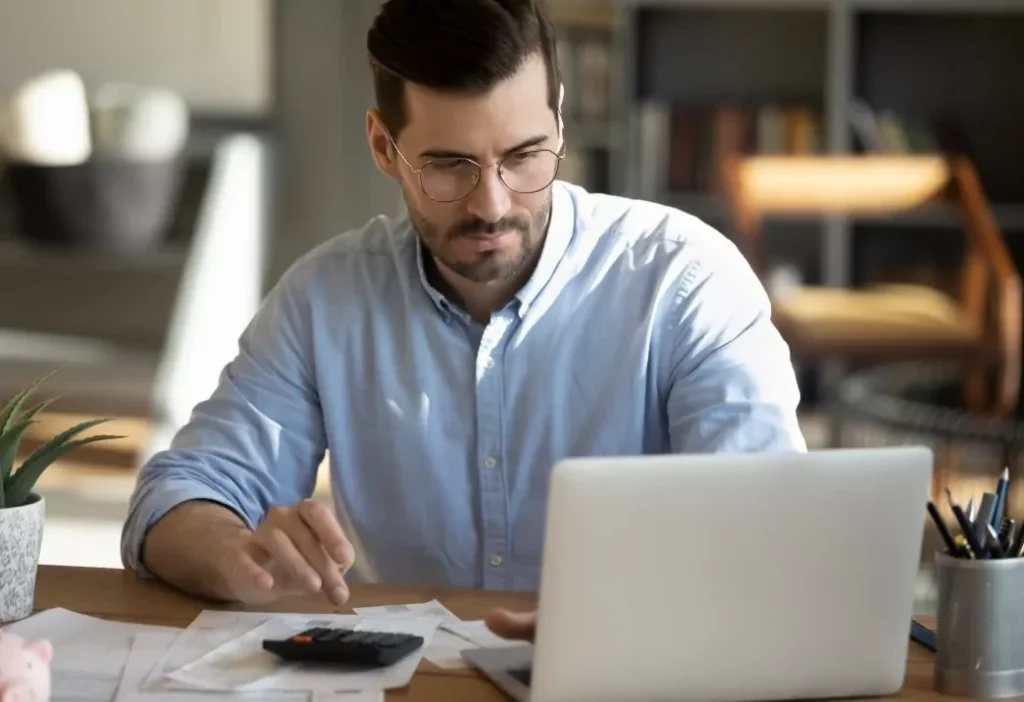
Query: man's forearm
140 500 252 601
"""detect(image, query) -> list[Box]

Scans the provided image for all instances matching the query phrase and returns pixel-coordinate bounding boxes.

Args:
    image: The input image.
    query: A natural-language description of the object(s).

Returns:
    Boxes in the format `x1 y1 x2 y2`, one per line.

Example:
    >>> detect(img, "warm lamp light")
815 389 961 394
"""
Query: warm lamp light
737 156 950 214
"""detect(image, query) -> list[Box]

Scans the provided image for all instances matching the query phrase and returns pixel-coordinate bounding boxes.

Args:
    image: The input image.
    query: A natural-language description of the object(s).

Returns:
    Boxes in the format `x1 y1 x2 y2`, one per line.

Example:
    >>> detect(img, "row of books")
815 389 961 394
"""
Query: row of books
849 100 942 154
634 102 825 197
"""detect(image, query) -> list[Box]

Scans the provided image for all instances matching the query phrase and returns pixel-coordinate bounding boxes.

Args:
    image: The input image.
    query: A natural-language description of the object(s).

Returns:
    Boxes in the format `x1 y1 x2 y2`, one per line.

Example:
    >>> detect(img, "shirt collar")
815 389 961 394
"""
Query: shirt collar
414 234 464 323
414 180 575 321
513 180 573 317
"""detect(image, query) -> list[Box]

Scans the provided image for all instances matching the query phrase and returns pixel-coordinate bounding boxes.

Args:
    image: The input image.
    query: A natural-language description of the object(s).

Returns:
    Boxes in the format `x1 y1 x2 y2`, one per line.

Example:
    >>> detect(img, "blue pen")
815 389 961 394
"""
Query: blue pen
993 467 1010 527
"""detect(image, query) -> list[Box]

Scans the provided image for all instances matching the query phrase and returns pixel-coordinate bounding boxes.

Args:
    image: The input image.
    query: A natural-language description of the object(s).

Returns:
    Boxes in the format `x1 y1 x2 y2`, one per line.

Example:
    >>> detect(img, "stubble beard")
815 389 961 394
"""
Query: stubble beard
405 189 552 284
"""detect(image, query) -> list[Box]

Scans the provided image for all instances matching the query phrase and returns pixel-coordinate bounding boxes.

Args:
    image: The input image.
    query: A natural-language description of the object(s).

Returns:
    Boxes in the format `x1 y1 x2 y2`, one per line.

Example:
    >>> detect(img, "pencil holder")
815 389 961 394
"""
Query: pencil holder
934 552 1024 698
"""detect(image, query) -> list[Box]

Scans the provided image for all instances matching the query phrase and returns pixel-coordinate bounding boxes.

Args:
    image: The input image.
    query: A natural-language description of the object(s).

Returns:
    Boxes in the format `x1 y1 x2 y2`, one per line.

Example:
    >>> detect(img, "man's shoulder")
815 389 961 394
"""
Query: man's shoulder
276 214 414 295
562 182 748 289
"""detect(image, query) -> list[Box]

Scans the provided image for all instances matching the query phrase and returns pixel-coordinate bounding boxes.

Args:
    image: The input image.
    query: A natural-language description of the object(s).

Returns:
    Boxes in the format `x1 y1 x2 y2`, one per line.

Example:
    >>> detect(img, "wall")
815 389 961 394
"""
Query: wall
0 0 271 115
271 0 401 283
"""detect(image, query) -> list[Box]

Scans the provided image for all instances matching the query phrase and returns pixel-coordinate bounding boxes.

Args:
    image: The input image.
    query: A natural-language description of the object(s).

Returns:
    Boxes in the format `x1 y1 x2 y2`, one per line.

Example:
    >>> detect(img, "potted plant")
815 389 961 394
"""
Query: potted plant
0 366 122 623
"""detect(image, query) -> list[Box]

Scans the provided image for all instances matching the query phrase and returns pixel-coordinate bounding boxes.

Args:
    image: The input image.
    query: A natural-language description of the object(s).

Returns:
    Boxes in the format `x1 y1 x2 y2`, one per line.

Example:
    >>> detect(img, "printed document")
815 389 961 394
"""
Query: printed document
3 607 179 702
146 610 439 692
117 631 380 702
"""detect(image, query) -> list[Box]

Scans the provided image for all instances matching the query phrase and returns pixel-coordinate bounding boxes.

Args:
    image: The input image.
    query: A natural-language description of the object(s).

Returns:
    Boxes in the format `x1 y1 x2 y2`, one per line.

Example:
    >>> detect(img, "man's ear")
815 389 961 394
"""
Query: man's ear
365 109 400 179
557 82 565 136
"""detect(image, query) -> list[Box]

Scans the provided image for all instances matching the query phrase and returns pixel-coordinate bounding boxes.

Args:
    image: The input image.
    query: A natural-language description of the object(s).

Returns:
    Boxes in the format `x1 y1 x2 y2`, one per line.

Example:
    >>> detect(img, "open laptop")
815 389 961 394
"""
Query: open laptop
463 446 933 702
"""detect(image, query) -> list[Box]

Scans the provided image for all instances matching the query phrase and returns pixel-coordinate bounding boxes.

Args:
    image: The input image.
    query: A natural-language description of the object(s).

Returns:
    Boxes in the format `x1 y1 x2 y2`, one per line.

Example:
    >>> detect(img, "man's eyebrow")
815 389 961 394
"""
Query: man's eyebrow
418 134 550 160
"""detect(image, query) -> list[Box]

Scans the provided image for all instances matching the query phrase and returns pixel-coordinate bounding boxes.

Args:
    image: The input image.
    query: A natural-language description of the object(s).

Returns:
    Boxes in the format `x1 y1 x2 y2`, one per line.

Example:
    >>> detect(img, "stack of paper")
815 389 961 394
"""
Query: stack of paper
2 599 517 702
4 608 180 702
143 610 440 694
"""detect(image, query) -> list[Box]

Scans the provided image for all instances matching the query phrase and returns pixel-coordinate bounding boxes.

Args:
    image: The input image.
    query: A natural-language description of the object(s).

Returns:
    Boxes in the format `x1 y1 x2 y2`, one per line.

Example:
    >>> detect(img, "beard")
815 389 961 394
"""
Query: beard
405 189 552 284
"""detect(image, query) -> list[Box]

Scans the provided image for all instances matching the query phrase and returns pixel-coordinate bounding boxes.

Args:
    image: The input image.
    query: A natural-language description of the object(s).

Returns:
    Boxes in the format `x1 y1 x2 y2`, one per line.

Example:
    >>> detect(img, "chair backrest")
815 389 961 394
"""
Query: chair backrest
722 154 953 277
722 153 1022 416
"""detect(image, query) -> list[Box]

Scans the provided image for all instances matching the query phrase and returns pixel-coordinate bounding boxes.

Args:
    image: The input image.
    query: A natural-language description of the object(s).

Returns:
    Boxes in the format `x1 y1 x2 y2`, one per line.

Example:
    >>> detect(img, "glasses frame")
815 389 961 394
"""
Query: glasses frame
387 132 566 203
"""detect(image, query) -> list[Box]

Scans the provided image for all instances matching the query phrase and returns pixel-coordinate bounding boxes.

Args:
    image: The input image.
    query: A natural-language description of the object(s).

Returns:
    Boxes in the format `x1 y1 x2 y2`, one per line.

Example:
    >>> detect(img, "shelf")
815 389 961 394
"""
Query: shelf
854 11 1024 202
634 6 828 107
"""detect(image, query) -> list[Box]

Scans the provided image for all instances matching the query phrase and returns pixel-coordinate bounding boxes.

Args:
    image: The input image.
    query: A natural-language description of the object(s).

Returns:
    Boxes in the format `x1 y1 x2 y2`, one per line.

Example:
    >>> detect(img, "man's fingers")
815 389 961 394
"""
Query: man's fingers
223 548 275 602
280 518 349 603
298 499 355 570
258 527 321 591
484 608 537 642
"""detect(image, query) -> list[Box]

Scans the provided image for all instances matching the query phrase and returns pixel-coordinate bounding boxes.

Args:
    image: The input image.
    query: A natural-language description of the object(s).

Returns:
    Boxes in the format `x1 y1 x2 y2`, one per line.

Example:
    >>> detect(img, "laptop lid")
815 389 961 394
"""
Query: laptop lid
528 446 933 702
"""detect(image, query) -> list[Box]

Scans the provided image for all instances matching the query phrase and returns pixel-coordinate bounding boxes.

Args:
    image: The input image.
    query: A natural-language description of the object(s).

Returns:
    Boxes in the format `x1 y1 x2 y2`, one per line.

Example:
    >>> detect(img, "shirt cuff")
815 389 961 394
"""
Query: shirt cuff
120 479 254 578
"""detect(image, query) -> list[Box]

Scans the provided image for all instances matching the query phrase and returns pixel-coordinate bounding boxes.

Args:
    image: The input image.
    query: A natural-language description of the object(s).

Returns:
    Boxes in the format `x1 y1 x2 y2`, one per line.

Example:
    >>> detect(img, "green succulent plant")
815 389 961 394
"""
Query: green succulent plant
0 365 124 509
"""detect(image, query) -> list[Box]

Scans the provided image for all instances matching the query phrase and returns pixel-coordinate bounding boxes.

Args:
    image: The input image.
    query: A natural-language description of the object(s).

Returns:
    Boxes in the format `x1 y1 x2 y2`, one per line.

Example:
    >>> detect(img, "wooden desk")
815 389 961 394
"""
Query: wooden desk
33 565 956 701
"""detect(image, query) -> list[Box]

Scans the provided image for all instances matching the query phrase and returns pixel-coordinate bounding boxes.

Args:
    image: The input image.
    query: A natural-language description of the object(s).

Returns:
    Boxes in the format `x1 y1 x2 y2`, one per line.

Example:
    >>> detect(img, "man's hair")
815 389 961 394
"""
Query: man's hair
366 0 561 138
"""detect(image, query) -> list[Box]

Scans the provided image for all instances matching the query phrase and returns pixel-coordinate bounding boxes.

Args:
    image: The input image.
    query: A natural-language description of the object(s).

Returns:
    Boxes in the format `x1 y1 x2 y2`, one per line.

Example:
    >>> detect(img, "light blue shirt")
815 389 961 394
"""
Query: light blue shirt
121 180 806 591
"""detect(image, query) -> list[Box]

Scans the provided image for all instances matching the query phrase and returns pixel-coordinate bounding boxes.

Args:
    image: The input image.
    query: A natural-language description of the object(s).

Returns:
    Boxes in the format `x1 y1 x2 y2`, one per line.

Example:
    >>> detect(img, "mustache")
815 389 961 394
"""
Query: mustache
452 216 530 237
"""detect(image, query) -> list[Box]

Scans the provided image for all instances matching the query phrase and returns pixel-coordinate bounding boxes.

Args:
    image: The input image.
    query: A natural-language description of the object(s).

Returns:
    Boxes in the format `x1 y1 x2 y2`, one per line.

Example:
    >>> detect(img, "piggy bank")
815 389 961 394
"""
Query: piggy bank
0 631 52 702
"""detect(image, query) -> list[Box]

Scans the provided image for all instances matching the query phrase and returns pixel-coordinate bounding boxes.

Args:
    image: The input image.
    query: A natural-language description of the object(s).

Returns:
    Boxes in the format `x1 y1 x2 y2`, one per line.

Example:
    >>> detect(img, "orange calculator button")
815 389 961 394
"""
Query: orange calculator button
291 635 313 643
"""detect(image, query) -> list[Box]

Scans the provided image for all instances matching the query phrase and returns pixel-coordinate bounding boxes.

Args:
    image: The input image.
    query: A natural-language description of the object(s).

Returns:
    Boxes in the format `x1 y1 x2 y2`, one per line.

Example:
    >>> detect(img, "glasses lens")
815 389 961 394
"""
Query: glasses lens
499 150 560 194
420 160 481 202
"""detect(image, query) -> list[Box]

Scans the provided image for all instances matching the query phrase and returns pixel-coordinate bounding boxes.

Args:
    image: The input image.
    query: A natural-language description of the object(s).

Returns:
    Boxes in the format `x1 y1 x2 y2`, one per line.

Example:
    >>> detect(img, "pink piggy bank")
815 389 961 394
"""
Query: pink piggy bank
0 631 52 702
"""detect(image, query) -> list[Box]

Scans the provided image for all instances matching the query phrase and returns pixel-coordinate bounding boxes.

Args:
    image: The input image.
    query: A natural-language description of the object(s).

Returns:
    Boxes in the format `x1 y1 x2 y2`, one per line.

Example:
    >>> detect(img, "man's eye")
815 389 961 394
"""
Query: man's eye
432 160 467 171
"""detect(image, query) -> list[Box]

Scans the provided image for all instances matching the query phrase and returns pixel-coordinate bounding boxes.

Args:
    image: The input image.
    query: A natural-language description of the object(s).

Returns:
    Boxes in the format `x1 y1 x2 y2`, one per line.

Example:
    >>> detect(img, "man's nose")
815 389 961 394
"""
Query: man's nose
465 166 511 224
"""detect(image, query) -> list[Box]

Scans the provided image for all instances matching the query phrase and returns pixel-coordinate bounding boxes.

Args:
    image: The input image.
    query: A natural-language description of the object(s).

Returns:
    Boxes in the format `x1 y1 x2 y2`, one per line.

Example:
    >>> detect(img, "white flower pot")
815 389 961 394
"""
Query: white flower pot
0 493 45 623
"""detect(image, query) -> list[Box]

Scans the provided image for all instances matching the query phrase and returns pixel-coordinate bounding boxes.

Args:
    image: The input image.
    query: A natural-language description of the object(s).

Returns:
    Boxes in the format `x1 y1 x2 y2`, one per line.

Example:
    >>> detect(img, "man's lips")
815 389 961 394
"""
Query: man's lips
455 228 519 251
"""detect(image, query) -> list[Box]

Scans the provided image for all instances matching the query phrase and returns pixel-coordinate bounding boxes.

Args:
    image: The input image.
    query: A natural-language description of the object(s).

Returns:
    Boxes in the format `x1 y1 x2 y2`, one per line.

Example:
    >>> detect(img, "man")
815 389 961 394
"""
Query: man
120 0 806 633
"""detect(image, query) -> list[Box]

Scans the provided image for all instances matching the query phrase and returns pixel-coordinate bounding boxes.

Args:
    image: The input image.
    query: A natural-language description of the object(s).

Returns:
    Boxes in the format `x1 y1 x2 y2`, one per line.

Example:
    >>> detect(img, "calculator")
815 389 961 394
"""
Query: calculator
262 626 425 667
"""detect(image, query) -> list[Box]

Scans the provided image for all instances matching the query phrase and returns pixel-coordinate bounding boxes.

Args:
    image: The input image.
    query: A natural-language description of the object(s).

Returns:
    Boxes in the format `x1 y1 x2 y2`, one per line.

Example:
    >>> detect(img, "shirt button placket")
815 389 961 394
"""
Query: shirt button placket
476 313 512 589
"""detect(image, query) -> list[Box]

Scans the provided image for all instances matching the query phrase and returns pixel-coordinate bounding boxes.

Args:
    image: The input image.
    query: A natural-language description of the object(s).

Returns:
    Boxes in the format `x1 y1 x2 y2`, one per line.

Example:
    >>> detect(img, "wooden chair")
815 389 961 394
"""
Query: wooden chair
722 154 1022 419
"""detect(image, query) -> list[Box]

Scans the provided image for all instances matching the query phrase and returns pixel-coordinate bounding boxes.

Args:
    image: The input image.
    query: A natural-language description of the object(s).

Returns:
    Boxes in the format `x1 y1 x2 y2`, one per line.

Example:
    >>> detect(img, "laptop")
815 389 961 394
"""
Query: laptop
463 446 933 702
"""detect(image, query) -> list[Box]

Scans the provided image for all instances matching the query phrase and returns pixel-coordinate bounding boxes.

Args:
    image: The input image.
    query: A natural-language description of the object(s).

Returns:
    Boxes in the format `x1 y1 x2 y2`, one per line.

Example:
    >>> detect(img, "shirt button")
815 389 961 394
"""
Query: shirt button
490 554 504 567
483 357 495 369
483 456 498 469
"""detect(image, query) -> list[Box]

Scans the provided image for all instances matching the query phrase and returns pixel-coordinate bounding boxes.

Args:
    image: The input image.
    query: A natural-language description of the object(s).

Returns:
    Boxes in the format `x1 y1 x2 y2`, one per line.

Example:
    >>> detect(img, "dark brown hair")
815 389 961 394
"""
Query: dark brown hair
366 0 561 138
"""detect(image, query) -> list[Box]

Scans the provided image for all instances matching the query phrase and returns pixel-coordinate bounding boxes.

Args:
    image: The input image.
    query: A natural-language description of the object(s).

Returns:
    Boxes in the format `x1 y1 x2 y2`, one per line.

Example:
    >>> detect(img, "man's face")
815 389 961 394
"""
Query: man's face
381 53 560 285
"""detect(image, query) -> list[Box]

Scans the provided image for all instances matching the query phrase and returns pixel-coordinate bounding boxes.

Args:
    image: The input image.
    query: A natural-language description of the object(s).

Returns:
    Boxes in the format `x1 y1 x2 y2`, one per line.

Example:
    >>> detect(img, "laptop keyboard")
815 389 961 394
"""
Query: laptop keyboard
508 666 532 687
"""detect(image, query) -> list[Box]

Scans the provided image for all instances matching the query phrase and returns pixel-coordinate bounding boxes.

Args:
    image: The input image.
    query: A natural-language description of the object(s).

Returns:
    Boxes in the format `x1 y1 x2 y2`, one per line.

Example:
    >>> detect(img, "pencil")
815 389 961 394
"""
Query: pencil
947 488 987 558
994 467 1010 527
927 501 958 555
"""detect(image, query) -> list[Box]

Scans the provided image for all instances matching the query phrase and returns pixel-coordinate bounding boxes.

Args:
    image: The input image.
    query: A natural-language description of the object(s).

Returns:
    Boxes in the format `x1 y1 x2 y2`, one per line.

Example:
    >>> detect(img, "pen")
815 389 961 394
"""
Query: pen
998 518 1015 551
947 488 987 558
975 492 998 545
993 467 1010 527
953 534 975 559
987 523 1006 558
1012 522 1024 558
927 501 958 555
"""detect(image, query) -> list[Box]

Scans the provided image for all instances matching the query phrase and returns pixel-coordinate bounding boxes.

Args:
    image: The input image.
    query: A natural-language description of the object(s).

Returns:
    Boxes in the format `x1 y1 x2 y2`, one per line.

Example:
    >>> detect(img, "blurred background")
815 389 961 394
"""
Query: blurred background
2 0 1023 611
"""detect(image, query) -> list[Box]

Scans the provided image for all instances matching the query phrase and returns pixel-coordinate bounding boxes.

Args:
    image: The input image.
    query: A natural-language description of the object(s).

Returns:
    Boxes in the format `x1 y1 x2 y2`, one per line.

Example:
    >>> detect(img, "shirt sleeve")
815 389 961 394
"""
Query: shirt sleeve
120 260 328 576
664 232 807 454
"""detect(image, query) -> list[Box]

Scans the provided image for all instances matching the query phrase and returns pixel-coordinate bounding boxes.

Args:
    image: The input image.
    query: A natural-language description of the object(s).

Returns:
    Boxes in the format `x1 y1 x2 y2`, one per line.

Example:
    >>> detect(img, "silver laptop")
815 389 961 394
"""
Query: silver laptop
463 446 932 702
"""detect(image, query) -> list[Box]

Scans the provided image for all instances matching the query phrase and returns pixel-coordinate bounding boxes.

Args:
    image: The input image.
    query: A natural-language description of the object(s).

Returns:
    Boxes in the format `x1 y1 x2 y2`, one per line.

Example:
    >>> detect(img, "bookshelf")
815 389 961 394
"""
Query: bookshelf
549 0 1024 292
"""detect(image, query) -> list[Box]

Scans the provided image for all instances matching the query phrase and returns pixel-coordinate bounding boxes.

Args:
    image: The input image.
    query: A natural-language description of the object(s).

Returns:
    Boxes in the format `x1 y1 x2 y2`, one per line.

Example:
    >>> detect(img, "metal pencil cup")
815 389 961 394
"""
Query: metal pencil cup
934 552 1024 698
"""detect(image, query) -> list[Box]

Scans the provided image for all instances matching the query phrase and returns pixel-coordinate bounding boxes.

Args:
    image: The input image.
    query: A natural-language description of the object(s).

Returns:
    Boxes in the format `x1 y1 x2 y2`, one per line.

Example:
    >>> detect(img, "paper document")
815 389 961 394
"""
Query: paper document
164 618 307 691
117 632 380 702
445 619 518 649
353 599 461 625
3 607 180 702
151 610 438 693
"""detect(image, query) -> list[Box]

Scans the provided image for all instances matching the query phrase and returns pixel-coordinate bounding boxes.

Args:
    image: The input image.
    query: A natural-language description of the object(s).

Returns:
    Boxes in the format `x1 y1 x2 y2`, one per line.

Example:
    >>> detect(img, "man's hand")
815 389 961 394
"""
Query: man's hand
484 608 537 642
218 498 356 606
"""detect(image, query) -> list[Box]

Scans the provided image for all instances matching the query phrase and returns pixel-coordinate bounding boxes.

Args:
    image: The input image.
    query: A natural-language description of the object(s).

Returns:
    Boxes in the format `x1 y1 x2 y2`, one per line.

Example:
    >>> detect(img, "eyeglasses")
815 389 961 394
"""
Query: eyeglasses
387 133 565 203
